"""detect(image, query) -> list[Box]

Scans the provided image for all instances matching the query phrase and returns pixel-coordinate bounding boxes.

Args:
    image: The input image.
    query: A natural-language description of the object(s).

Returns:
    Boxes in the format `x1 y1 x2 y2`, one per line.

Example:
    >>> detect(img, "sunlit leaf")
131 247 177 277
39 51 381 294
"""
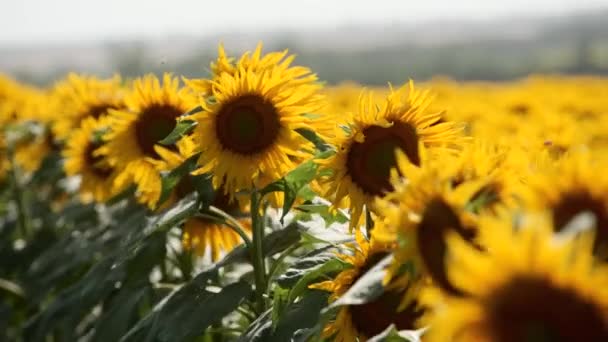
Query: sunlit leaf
330 254 392 308
158 120 197 146
368 324 425 342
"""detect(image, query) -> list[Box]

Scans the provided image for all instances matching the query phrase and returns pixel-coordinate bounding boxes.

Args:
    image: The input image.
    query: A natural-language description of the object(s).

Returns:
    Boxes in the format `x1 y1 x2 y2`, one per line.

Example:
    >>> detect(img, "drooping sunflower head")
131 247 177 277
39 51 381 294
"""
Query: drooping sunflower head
421 213 608 342
373 148 487 298
99 73 197 209
320 81 466 230
182 187 251 262
521 149 608 259
50 73 125 141
310 230 426 341
63 116 127 203
189 47 327 199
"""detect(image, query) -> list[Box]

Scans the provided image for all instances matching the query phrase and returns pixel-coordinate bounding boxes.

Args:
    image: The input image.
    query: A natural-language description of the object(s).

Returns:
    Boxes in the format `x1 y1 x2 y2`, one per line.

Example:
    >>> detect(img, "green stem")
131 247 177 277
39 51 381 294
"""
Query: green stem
250 189 267 314
7 145 28 237
205 206 253 249
266 243 300 293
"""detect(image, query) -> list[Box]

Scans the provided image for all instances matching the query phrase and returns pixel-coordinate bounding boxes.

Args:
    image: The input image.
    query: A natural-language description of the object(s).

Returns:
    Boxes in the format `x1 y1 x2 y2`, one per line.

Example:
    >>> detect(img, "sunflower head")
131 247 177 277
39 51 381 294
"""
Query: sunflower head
50 73 124 141
320 81 466 231
522 149 608 258
188 45 328 200
99 73 197 208
310 230 425 341
184 42 314 97
63 116 127 203
421 213 608 342
373 149 484 298
181 187 251 262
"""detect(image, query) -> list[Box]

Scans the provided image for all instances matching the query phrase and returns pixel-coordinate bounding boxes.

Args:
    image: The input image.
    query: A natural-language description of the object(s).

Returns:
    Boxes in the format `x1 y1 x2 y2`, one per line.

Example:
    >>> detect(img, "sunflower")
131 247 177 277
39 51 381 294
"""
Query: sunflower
421 214 608 342
185 42 316 97
439 140 524 215
63 116 127 203
319 81 465 230
98 73 197 209
50 73 125 141
181 189 251 262
521 149 608 259
310 230 425 341
188 45 327 201
373 149 481 299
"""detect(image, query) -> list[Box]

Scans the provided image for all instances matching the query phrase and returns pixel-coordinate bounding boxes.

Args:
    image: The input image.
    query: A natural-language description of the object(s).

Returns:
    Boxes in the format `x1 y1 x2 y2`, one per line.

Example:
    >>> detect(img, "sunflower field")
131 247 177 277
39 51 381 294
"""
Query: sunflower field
2 43 608 342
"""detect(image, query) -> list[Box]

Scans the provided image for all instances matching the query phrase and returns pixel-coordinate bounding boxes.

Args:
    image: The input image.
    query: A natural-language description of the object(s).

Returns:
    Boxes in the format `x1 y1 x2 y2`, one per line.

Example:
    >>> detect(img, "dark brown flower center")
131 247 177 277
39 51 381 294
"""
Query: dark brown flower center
552 191 608 257
486 276 608 342
346 122 420 196
87 103 121 119
134 104 183 158
417 198 476 295
85 142 112 178
215 95 280 155
349 252 424 337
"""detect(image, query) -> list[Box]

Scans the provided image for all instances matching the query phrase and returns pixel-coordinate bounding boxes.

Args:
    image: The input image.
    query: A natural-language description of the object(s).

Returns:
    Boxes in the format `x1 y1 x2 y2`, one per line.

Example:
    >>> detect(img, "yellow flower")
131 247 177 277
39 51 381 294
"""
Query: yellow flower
421 214 608 342
188 45 327 201
374 149 480 301
181 189 251 262
50 73 125 141
98 73 197 209
521 148 608 259
185 42 316 97
320 81 465 230
63 116 127 203
310 230 425 341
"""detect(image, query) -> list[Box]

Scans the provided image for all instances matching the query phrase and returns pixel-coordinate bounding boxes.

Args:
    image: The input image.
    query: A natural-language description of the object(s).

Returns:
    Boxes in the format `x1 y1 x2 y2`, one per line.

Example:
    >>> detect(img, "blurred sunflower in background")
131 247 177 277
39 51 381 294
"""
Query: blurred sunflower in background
319 81 465 230
374 149 480 298
311 230 426 341
63 116 127 203
50 73 125 142
421 214 608 342
187 44 328 202
521 149 608 259
99 73 197 209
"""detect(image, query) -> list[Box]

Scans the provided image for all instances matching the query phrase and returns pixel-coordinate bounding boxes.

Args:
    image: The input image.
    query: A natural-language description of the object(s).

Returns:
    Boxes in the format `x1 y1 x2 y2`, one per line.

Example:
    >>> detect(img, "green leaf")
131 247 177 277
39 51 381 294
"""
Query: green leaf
368 325 426 342
149 194 199 234
238 310 273 342
261 159 320 223
295 127 330 152
271 286 290 329
298 220 355 245
239 290 330 342
271 290 330 341
92 286 150 342
158 120 197 146
330 254 393 308
218 223 302 268
276 247 337 288
184 105 203 116
120 267 251 342
25 258 128 341
295 203 349 225
157 153 200 205
288 257 351 303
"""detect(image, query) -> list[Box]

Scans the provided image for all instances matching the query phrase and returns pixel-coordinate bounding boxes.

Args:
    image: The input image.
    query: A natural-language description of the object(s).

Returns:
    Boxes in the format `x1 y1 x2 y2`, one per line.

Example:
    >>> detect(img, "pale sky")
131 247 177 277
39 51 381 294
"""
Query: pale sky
1 0 608 44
